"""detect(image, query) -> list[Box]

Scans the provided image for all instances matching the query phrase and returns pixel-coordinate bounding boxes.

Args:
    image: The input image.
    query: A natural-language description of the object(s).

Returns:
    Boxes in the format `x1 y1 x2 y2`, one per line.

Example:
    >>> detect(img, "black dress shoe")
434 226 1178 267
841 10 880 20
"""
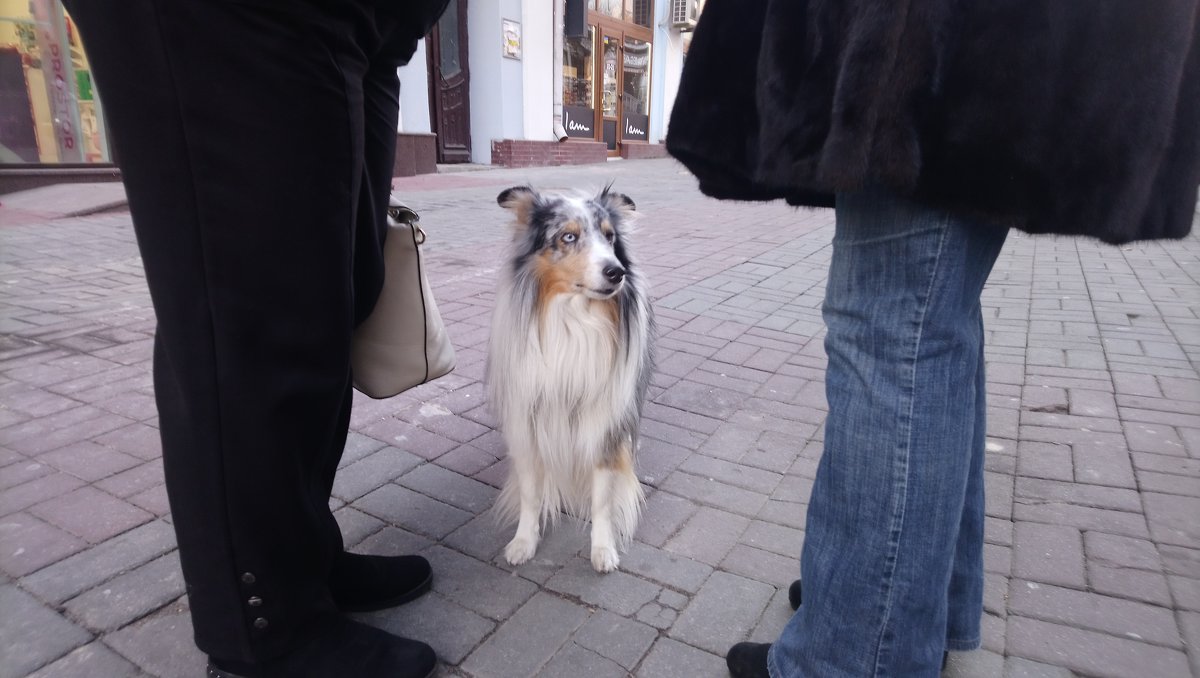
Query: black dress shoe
207 613 435 678
788 579 802 610
726 642 771 678
329 552 432 613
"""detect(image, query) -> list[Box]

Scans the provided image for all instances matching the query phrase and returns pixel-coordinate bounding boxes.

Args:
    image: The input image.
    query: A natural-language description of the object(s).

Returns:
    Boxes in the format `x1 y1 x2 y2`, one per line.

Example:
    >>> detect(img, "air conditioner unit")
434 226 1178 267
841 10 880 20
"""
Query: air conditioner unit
670 0 698 29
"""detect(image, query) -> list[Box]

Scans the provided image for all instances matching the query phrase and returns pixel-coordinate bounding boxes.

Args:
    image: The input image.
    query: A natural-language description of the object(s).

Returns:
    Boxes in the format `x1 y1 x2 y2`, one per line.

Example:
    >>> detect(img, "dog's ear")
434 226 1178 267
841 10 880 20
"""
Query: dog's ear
598 185 636 215
497 185 538 226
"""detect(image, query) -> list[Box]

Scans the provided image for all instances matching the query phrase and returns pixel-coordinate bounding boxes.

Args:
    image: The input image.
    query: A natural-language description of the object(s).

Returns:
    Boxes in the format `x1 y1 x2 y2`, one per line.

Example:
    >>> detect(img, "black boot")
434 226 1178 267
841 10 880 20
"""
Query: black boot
726 642 771 678
207 613 435 678
329 552 433 613
788 579 802 610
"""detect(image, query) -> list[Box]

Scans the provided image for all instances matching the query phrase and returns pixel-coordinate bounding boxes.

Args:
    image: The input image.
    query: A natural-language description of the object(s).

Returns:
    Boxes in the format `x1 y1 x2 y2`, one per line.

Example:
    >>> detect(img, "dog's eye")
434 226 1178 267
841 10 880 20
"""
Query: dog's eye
561 232 577 244
604 232 616 243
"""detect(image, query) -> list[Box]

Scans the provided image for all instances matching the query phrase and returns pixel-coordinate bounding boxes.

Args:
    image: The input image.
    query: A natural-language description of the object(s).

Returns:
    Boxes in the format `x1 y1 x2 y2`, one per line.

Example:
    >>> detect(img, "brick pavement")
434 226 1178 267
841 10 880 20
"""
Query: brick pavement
1 158 1198 677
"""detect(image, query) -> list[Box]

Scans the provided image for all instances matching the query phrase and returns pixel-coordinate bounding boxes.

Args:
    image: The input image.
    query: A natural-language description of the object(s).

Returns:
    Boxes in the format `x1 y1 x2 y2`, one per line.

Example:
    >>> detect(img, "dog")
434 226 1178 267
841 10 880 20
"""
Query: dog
487 185 654 573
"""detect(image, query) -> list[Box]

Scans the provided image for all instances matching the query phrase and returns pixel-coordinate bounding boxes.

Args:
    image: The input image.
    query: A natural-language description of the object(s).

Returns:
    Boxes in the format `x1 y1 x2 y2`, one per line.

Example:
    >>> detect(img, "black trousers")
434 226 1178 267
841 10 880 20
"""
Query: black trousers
63 0 440 662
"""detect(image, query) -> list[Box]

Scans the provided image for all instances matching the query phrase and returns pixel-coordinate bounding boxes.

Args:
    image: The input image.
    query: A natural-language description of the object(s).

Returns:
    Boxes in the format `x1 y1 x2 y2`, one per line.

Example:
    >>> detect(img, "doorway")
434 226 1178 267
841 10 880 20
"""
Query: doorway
428 0 471 163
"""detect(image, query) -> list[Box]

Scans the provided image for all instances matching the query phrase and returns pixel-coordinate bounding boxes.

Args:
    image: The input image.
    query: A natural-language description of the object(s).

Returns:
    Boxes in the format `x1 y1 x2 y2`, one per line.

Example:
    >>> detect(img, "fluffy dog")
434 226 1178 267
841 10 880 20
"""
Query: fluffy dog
488 185 654 573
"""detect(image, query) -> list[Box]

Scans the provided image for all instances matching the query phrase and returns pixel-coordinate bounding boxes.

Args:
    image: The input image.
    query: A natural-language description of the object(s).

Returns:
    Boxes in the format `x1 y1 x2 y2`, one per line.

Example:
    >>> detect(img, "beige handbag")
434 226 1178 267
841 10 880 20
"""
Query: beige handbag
351 197 456 399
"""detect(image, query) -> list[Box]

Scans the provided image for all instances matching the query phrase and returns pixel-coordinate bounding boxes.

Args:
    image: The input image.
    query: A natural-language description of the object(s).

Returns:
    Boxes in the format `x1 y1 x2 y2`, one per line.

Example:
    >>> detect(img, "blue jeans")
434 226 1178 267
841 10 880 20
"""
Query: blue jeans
769 188 1008 677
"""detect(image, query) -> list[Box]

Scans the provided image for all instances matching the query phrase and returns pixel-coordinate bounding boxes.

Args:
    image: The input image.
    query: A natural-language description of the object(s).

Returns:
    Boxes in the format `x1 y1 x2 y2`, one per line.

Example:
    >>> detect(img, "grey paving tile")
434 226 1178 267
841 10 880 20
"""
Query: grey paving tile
664 506 750 566
102 599 206 678
661 471 766 517
63 551 185 633
537 642 626 678
29 486 153 543
0 511 86 577
0 584 92 678
671 571 775 655
355 484 473 539
572 610 658 671
20 519 176 604
425 545 538 621
544 556 661 616
633 490 696 548
358 592 494 665
1008 579 1181 647
24 641 140 678
636 638 726 678
1006 616 1189 678
1012 522 1085 588
460 592 589 678
397 463 498 514
332 446 423 502
618 541 713 593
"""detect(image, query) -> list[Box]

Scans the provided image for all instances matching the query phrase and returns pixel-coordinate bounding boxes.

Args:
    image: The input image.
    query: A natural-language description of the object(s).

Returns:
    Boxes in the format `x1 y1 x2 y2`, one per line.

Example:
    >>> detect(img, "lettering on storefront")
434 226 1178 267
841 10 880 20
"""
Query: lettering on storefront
622 112 648 141
564 105 595 139
30 0 83 162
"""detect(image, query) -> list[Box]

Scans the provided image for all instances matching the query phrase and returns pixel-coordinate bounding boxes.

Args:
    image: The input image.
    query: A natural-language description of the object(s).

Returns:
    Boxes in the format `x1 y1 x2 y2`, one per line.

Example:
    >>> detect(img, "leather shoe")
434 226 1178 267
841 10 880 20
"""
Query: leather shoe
329 552 432 613
726 642 771 678
788 579 802 610
207 613 435 678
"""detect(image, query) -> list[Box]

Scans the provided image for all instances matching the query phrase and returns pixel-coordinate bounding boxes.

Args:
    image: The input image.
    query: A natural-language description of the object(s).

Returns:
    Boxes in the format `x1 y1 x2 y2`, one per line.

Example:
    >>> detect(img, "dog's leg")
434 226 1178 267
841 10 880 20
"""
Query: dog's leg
590 464 620 573
504 451 542 566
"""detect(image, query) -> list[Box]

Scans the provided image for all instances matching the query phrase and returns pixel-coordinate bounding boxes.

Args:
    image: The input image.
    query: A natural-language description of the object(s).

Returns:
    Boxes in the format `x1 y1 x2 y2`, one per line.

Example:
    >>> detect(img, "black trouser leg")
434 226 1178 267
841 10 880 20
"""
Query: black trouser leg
64 0 407 662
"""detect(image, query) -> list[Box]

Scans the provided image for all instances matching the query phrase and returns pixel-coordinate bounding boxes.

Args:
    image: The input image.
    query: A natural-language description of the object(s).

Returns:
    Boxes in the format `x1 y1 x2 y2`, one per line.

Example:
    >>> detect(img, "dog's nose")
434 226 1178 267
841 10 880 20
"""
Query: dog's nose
603 265 626 284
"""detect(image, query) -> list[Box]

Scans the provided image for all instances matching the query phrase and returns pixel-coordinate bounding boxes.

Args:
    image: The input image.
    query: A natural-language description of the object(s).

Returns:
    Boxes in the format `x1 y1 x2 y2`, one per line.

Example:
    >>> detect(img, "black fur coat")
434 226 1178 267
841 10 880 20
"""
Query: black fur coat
666 0 1200 244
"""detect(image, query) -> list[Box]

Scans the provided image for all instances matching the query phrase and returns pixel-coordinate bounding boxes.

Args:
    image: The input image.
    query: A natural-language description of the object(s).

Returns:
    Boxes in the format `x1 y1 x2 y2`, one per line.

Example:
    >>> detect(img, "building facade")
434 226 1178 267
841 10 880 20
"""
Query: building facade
0 0 699 188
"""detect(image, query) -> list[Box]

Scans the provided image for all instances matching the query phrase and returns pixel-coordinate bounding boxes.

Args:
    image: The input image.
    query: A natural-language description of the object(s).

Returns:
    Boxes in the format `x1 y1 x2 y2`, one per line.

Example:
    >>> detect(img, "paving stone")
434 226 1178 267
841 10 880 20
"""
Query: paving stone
460 592 590 678
633 490 696 548
1008 580 1181 647
38 440 141 482
1002 656 1075 678
1160 545 1200 579
1143 492 1200 548
0 472 85 516
671 571 775 655
545 556 661 616
425 545 538 621
398 463 498 514
635 601 677 629
63 551 184 632
756 499 808 530
332 446 422 501
1006 616 1190 678
334 506 384 547
29 486 153 543
1015 477 1141 512
664 506 750 566
1088 564 1173 607
678 454 783 495
359 591 494 665
741 520 804 559
1012 522 1085 588
1013 500 1149 540
637 437 691 487
443 512 511 562
573 610 658 671
0 459 51 491
1016 442 1074 482
25 641 140 678
658 589 689 610
355 484 472 539
1168 574 1200 611
493 516 589 585
721 544 797 588
1179 610 1200 677
661 471 766 517
0 511 86 577
436 443 500 477
655 380 749 420
352 525 434 557
102 599 206 678
747 586 793 644
93 460 164 499
618 541 713 593
636 637 727 678
21 519 176 604
537 642 626 678
0 584 92 678
943 649 1004 678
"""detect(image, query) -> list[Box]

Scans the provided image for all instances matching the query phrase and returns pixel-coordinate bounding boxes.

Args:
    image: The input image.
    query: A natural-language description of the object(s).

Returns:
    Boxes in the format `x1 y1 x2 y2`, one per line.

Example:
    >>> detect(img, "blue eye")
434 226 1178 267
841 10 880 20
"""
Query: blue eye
561 232 577 244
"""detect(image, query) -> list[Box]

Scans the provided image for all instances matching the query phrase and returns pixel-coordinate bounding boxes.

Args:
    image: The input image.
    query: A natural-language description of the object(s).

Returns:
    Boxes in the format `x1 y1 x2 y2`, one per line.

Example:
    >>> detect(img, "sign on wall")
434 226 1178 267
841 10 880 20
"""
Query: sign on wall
502 19 521 60
622 112 648 141
563 105 595 139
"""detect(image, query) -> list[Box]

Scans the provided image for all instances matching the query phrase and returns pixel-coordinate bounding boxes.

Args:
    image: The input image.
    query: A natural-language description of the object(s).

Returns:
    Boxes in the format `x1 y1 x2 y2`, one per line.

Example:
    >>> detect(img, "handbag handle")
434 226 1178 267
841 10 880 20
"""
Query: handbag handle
387 198 425 244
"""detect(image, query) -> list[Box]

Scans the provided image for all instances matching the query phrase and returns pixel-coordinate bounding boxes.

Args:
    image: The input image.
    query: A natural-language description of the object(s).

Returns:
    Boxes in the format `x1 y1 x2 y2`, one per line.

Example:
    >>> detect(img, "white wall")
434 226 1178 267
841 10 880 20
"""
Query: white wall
469 0 527 163
651 5 685 144
397 39 432 133
521 0 555 141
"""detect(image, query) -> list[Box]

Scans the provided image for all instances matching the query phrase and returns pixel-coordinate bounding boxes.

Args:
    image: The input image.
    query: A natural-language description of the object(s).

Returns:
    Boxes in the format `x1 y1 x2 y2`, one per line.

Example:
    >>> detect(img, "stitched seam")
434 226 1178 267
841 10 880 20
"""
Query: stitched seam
412 223 431 382
148 0 249 657
871 214 950 677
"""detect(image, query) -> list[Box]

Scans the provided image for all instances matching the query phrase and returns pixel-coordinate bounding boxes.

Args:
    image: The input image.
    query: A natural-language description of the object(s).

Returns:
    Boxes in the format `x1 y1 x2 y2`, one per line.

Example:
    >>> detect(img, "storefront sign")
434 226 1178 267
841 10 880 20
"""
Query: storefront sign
622 112 648 141
31 0 82 162
563 105 595 139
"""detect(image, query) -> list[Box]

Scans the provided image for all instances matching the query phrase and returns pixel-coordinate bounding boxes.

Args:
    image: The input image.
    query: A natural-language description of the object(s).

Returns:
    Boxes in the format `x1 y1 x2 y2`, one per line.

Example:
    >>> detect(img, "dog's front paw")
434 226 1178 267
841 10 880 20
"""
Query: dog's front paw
590 544 620 573
505 535 538 566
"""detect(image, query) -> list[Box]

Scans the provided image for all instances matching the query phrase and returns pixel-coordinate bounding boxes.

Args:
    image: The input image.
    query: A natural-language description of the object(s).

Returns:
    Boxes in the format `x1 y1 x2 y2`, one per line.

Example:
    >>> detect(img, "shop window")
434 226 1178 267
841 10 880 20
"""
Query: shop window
0 1 110 164
594 0 652 27
563 27 596 139
620 37 649 141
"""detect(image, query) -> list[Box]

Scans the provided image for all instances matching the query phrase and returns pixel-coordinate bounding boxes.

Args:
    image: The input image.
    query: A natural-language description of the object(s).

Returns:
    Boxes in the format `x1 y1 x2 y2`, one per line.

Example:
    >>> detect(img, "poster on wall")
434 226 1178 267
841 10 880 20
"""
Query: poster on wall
563 105 595 139
502 19 521 60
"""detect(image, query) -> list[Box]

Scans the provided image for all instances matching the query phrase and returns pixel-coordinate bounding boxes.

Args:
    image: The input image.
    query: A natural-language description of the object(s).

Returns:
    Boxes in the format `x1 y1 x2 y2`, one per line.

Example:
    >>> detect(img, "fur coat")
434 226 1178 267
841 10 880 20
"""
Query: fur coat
666 0 1200 244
